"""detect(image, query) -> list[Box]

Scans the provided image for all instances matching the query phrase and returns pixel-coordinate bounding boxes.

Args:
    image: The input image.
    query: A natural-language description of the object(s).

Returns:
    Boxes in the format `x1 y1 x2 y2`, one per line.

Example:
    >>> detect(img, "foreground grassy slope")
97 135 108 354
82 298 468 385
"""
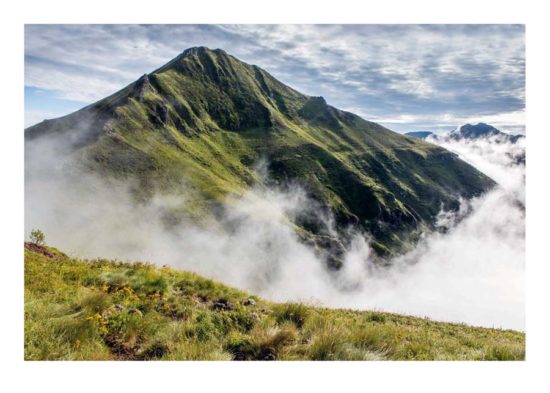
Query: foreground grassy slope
25 244 524 361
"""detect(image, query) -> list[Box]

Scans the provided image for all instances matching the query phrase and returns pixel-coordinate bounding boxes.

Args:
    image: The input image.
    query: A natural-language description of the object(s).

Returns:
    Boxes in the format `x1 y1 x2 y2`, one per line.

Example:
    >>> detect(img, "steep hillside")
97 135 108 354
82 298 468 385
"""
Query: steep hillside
25 47 494 256
24 244 525 360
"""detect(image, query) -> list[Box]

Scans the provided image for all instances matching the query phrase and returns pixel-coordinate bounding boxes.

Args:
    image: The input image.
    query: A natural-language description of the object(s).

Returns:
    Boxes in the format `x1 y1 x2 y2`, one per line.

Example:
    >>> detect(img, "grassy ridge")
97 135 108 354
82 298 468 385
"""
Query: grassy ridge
25 244 525 361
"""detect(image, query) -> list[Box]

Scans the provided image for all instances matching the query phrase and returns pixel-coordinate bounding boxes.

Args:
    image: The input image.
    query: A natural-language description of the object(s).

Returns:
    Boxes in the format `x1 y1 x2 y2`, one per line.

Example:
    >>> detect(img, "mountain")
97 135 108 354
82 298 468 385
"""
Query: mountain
25 46 494 259
405 124 525 144
404 131 434 140
448 123 524 143
25 243 525 360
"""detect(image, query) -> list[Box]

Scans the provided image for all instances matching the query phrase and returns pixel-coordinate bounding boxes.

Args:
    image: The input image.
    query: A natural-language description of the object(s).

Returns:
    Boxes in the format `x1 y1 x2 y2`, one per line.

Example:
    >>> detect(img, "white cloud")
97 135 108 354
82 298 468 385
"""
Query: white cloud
25 24 525 130
362 109 526 134
26 125 525 329
25 65 123 102
24 111 59 128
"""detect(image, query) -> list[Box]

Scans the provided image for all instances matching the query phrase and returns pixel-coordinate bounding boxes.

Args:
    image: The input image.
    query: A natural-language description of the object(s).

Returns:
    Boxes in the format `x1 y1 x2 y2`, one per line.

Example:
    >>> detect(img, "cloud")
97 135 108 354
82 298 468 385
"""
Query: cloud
348 135 525 329
25 24 525 131
25 126 525 330
369 109 526 135
24 111 59 128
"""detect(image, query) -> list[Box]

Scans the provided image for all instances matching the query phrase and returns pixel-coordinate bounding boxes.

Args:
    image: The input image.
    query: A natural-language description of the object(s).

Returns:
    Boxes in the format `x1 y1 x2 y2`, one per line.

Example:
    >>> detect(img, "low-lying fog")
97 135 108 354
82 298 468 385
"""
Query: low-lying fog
25 132 525 330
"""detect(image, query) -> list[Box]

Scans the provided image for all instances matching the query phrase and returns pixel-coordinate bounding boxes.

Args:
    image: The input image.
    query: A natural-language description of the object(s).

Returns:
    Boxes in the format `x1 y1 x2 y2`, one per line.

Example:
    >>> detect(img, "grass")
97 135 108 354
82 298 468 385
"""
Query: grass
24 244 525 361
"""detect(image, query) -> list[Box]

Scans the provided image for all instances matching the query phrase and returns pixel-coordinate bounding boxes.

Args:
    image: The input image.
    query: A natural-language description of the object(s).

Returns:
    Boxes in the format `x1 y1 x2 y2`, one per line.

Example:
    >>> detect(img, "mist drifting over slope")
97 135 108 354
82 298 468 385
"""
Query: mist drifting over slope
25 131 525 330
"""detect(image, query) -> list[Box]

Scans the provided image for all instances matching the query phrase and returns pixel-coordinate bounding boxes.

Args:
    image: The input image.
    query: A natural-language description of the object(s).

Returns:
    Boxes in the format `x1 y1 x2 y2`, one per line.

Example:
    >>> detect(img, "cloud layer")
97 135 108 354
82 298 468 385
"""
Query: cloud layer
25 129 525 330
25 24 525 132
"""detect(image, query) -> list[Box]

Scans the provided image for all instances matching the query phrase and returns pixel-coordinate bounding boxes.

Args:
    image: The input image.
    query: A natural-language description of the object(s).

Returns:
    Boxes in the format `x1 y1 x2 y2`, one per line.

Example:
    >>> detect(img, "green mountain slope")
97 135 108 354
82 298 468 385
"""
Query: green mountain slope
25 47 494 256
25 244 524 360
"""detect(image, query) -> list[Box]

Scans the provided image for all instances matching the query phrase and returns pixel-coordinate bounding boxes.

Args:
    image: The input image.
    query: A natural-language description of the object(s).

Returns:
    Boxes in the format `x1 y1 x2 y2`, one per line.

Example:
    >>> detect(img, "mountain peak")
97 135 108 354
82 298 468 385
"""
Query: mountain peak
152 46 233 75
452 123 499 138
405 131 434 140
449 122 524 143
25 47 495 257
181 46 227 57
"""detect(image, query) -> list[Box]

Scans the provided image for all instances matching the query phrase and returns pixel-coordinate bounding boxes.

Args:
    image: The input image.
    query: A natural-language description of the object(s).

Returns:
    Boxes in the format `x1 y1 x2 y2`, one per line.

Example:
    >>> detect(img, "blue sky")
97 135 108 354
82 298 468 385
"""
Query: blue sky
25 24 525 133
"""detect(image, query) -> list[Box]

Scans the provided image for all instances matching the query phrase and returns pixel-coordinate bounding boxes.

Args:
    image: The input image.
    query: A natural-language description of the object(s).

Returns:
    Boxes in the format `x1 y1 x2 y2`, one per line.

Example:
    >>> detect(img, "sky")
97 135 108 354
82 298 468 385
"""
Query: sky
24 24 525 134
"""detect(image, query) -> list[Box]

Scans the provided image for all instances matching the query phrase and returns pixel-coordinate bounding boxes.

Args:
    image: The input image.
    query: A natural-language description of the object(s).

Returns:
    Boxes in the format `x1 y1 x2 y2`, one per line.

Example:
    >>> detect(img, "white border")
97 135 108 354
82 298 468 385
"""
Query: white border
2 1 549 392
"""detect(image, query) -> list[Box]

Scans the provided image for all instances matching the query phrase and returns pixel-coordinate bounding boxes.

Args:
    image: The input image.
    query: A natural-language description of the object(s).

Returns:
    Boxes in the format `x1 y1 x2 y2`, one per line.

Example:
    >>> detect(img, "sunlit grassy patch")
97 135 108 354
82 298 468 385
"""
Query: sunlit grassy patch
24 245 525 361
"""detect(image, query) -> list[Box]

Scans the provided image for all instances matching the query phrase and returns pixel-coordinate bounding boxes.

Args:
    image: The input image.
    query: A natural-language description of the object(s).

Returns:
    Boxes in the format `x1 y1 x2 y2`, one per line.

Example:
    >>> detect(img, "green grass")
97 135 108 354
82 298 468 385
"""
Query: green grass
24 244 525 361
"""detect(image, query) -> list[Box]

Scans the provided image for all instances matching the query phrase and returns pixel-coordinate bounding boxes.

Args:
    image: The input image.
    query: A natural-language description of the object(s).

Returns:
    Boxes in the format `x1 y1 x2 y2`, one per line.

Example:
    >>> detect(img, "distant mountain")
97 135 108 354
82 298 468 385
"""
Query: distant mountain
25 46 494 260
405 123 525 166
406 123 524 144
448 123 524 143
405 131 434 140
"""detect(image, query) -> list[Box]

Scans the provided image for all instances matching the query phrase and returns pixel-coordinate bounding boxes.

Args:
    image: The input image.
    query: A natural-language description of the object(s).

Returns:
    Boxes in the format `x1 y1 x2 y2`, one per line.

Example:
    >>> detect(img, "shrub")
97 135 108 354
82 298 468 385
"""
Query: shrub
483 344 525 361
80 292 112 313
227 307 257 332
273 302 309 328
30 229 45 246
308 327 348 360
141 340 170 359
52 316 101 347
103 272 130 291
223 331 255 360
351 324 399 356
103 310 160 353
132 272 168 295
224 325 297 360
366 313 387 323
253 325 297 360
167 338 230 360
184 312 217 342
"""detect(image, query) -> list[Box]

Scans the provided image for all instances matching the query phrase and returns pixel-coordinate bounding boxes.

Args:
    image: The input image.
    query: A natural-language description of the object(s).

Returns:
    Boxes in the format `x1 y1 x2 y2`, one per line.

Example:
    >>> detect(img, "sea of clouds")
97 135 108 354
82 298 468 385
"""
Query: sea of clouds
25 131 525 330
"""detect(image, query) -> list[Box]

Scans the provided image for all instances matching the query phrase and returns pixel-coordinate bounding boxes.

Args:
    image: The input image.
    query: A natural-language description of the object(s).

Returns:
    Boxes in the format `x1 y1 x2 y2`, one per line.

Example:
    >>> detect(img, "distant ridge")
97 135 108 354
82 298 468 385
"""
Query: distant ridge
449 123 524 143
405 123 524 144
405 131 434 140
